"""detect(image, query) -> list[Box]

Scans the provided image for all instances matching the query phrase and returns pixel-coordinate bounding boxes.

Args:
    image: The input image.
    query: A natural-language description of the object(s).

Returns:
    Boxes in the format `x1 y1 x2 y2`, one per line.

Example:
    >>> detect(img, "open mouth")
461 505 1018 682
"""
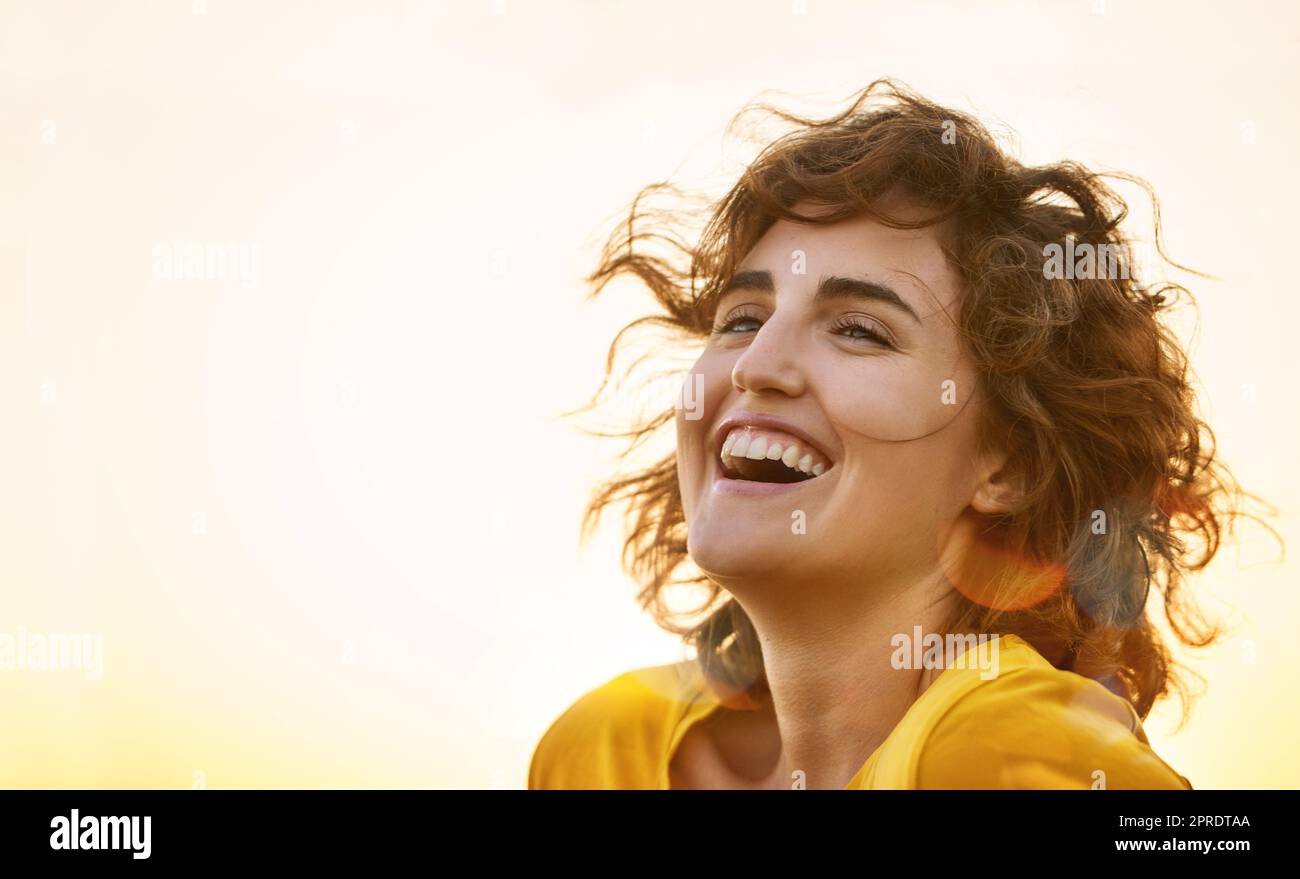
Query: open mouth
717 427 833 485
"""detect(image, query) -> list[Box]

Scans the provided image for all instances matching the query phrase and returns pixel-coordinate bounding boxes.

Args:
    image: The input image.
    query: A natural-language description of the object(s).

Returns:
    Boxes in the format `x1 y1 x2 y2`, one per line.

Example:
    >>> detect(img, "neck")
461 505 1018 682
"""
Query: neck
722 563 957 790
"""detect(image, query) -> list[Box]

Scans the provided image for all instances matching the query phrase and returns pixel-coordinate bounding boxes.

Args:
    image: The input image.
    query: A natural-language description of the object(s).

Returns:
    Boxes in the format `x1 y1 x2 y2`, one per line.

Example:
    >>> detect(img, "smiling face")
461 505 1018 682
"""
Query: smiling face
676 197 1010 599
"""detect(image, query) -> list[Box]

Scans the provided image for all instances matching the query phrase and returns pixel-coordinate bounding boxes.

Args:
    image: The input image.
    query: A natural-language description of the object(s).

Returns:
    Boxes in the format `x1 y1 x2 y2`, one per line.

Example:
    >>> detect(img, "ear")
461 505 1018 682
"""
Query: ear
969 447 1024 516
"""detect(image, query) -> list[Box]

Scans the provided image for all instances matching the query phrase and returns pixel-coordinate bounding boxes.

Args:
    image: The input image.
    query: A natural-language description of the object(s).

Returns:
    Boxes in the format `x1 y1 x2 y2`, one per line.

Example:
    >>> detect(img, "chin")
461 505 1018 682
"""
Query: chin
686 518 809 584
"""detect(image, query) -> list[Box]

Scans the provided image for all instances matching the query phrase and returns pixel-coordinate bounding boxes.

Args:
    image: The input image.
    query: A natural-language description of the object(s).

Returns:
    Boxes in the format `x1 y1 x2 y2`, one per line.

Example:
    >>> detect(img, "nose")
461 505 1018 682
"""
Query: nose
730 316 807 398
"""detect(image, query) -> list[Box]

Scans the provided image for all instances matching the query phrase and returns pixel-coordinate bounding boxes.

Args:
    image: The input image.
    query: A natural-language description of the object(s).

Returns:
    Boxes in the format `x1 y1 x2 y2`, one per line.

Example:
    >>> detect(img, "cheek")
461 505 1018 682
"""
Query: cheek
828 407 984 546
821 354 975 444
675 352 735 508
820 357 982 534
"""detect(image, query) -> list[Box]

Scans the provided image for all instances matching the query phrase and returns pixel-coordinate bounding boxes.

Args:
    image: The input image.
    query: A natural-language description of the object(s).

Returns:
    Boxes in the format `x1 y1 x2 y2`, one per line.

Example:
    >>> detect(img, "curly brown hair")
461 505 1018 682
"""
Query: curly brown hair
574 79 1277 723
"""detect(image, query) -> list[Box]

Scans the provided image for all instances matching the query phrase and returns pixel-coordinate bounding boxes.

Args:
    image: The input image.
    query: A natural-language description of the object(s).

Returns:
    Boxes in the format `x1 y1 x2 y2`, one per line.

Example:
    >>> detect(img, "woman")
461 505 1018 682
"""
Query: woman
528 80 1262 790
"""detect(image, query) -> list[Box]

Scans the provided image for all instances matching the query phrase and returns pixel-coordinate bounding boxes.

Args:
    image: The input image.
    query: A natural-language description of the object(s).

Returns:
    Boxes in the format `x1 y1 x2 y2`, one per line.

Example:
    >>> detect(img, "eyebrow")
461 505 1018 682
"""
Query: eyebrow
720 269 922 325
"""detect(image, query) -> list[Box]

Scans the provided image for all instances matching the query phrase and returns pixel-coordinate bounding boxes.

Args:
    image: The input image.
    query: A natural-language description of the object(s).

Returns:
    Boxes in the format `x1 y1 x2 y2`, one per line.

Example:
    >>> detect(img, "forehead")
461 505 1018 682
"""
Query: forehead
734 202 961 317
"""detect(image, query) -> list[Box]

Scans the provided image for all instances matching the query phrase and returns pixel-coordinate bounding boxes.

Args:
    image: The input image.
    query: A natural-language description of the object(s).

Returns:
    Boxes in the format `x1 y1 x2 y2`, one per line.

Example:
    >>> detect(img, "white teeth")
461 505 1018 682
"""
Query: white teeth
719 427 831 479
781 444 800 467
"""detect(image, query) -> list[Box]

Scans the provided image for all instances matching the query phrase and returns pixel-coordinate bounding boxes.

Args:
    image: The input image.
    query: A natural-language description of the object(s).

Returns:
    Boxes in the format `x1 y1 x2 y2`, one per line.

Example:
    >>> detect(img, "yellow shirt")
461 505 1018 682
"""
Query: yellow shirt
528 633 1192 789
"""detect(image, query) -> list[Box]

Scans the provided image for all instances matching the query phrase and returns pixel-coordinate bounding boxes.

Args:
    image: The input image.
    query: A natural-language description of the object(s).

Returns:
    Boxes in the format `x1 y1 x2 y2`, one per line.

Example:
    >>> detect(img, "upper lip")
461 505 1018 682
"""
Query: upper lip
712 411 836 467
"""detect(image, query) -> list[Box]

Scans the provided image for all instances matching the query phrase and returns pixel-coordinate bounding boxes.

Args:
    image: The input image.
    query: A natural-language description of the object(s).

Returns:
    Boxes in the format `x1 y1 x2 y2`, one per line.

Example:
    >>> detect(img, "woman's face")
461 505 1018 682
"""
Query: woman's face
676 199 1003 597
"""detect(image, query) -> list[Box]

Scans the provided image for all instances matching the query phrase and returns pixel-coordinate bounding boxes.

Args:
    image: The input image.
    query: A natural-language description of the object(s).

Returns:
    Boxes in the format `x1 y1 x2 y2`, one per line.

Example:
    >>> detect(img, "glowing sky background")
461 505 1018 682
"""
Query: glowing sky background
2 0 1296 788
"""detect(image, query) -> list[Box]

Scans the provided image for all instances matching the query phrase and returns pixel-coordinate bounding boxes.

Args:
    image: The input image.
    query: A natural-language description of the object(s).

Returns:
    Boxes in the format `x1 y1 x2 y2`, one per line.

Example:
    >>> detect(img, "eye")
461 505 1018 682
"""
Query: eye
830 315 893 348
710 306 764 336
